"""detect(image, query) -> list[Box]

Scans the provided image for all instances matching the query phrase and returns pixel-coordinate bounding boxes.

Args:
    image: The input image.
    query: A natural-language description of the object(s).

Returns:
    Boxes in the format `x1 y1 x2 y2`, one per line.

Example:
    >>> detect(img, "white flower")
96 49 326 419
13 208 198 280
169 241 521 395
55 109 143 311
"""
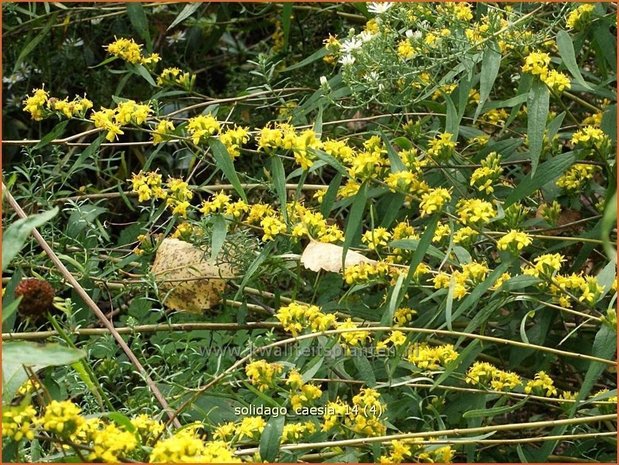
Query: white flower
340 38 363 54
368 2 394 14
339 54 356 66
63 37 84 48
359 31 375 43
166 30 187 45
407 30 422 40
365 71 380 82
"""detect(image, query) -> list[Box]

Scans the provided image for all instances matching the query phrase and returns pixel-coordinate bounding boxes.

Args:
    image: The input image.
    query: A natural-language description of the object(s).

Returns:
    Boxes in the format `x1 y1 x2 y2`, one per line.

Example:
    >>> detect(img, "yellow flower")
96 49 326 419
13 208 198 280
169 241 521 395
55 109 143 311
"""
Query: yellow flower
39 400 84 437
281 422 317 443
362 227 392 251
497 230 532 253
566 4 595 29
522 52 550 78
556 164 599 192
131 414 164 446
571 126 608 148
338 318 372 347
106 37 160 65
408 343 458 370
456 198 496 226
88 423 137 463
2 403 38 441
237 416 266 441
524 371 558 397
419 188 451 217
23 88 49 120
219 125 250 158
276 302 337 336
200 191 231 215
394 307 417 326
397 39 416 60
152 119 175 144
543 70 571 92
260 215 287 241
245 360 284 391
427 132 456 160
187 114 221 145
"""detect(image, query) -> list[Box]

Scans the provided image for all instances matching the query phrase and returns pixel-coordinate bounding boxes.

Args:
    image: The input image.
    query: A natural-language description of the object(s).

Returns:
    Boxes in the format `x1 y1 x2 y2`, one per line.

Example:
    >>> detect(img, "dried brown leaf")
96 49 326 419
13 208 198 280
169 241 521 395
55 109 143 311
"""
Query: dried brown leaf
300 240 374 273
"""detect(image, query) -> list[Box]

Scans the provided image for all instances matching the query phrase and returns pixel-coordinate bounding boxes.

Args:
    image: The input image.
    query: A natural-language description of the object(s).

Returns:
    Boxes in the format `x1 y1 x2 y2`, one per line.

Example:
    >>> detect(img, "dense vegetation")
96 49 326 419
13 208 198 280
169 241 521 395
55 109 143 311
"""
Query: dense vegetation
2 2 617 463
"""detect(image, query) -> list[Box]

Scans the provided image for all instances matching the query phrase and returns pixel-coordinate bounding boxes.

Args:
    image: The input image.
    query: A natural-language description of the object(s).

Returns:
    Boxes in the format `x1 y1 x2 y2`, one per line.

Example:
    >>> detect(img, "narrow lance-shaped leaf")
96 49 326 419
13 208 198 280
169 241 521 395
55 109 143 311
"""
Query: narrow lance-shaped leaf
527 79 550 175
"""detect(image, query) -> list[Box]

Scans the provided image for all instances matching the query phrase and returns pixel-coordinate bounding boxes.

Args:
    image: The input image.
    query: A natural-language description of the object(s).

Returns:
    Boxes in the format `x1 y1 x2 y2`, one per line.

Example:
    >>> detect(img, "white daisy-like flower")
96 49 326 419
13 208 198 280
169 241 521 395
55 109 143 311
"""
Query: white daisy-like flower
406 29 423 40
368 2 394 15
340 38 363 54
365 71 381 82
359 31 375 43
63 37 84 48
339 54 356 66
166 30 187 45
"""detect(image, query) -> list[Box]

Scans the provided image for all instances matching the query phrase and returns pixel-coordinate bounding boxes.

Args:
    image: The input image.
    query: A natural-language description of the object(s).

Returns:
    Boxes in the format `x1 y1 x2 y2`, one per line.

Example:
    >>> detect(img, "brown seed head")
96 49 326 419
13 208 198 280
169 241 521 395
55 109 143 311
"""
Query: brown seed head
14 278 55 318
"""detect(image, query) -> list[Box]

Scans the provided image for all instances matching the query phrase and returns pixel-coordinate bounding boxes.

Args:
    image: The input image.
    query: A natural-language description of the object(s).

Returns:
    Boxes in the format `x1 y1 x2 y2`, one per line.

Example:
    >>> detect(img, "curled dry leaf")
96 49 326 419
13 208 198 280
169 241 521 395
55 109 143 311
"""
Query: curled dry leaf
151 238 236 313
300 240 375 273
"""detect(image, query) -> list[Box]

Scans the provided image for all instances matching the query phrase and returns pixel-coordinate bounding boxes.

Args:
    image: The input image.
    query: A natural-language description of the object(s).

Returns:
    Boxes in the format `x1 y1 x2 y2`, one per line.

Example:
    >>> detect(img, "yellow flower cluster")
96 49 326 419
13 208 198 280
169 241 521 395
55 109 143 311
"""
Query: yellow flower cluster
287 370 323 411
433 261 490 299
407 343 458 370
524 371 558 397
290 204 344 243
152 119 175 144
348 388 387 436
456 198 496 226
348 136 389 180
213 417 265 442
427 132 456 160
256 123 322 170
522 51 571 92
338 318 373 348
385 170 428 196
566 4 595 29
39 400 84 437
571 126 608 149
2 403 37 441
380 439 455 464
522 253 565 277
556 164 599 192
394 307 417 326
150 429 240 463
550 273 605 308
275 301 337 336
92 100 151 141
420 188 451 217
343 261 390 285
187 114 221 145
88 422 138 463
130 170 168 202
465 361 521 391
219 125 250 158
376 330 407 351
23 88 93 121
165 178 194 217
245 360 284 391
131 414 165 446
281 421 317 443
397 39 416 60
470 152 502 194
106 37 160 65
496 230 532 253
362 227 391 251
157 67 195 90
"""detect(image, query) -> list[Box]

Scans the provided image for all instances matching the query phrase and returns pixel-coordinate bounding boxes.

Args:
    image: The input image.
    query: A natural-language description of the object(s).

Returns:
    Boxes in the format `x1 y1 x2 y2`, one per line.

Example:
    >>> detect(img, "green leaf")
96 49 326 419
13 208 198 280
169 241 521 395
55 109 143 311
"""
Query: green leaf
34 120 69 150
283 48 328 72
2 297 22 324
601 191 617 260
210 215 228 263
167 2 202 30
209 139 247 202
2 341 85 404
281 3 293 50
259 415 285 462
463 397 528 419
475 41 502 120
601 104 617 144
527 80 550 175
445 94 459 138
107 412 136 433
126 3 151 50
504 152 576 207
352 356 376 387
556 30 592 90
133 63 157 87
13 13 57 73
2 207 59 272
270 156 288 222
342 183 368 270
